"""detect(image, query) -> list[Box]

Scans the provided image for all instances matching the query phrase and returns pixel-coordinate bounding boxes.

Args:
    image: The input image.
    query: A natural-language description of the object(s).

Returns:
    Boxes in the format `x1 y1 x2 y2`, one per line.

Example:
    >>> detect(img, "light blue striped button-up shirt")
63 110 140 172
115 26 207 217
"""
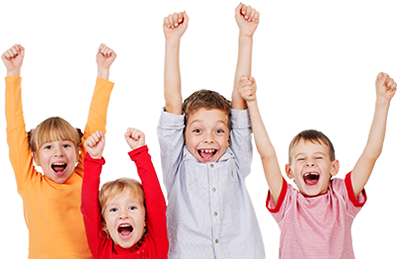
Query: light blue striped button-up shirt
157 109 265 259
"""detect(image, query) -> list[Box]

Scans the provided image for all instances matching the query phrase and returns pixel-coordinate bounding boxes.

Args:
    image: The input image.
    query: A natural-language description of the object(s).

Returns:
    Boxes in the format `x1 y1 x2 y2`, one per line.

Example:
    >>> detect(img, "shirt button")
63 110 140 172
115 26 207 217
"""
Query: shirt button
229 152 232 155
215 239 219 243
184 154 187 158
214 212 218 217
210 164 214 168
212 187 216 192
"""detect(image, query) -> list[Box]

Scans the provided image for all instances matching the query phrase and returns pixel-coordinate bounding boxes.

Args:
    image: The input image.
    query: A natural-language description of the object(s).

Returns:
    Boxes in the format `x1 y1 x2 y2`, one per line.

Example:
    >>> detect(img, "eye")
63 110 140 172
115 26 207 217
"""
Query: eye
62 144 71 148
129 206 137 211
216 129 224 134
43 145 52 150
315 157 323 160
109 208 118 212
193 129 201 133
297 158 305 161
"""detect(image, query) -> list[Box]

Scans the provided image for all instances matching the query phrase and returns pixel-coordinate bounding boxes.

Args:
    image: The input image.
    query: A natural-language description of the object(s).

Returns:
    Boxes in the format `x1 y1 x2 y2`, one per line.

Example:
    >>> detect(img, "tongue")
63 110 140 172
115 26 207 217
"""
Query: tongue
53 166 65 172
304 175 319 186
120 229 131 236
201 151 213 159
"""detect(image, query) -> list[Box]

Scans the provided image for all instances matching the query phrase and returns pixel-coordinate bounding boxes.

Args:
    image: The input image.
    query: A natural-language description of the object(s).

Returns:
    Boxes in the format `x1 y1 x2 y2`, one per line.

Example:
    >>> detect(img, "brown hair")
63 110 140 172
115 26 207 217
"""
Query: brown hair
288 129 335 164
28 117 82 153
99 178 145 236
182 90 232 129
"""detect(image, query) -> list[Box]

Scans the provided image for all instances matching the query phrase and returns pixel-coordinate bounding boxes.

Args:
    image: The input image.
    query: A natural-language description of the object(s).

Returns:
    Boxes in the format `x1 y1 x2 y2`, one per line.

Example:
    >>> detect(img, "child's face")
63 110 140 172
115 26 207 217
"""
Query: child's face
185 108 230 163
285 139 339 196
103 189 146 249
34 140 78 184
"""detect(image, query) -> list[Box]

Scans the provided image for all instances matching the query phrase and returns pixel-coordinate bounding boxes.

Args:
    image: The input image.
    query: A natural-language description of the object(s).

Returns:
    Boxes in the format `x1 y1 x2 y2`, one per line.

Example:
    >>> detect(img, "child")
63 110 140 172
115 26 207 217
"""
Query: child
238 73 396 258
158 4 265 258
81 129 168 259
3 43 116 258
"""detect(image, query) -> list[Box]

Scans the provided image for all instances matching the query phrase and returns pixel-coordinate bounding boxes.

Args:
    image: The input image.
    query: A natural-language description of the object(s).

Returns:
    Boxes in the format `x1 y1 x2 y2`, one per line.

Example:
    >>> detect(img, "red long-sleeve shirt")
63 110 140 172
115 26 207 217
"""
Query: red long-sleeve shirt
81 146 169 259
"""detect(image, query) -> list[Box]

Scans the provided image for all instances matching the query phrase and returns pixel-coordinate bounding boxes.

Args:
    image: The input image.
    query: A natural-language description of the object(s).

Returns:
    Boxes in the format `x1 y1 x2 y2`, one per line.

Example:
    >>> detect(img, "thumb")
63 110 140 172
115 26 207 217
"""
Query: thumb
376 72 387 87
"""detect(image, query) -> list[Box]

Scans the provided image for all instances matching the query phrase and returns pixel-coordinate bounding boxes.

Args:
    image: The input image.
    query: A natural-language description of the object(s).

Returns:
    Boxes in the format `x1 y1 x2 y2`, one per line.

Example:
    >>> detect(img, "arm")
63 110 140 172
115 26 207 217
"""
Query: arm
3 45 39 189
232 3 260 110
163 11 189 114
239 76 284 204
351 72 396 197
76 44 116 174
81 131 107 258
125 128 168 258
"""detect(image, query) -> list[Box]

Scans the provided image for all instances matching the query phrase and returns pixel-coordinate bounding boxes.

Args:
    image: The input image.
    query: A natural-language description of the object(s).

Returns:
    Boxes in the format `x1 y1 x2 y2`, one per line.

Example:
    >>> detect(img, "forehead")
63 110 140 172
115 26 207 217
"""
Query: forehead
105 189 142 206
187 108 229 126
291 139 329 156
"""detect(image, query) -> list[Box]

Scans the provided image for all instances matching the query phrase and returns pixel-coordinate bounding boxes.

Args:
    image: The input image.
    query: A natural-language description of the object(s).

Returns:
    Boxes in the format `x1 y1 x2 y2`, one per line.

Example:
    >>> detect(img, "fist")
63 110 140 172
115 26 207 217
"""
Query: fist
239 76 257 102
97 44 117 69
235 3 260 37
85 131 106 159
375 72 396 101
163 11 189 40
2 44 25 73
125 128 145 150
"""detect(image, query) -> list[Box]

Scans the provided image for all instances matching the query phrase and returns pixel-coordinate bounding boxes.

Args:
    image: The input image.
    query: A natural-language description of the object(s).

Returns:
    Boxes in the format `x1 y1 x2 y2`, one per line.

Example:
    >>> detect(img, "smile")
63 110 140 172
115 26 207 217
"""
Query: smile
197 149 218 161
118 223 134 240
51 163 67 176
303 172 319 186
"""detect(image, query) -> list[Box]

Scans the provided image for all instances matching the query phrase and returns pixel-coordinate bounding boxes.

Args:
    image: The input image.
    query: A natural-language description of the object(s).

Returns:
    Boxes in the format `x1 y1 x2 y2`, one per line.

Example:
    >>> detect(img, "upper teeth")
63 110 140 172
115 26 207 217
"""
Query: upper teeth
120 224 130 227
304 172 318 177
202 150 214 153
53 163 66 166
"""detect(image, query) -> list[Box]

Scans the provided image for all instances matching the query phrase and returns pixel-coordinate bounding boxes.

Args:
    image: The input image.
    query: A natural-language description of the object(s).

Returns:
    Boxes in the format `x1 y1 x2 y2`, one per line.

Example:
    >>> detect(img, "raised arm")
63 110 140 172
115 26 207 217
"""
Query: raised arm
232 3 260 110
125 128 168 257
239 76 284 204
81 131 106 257
97 43 117 80
351 72 396 197
163 11 188 114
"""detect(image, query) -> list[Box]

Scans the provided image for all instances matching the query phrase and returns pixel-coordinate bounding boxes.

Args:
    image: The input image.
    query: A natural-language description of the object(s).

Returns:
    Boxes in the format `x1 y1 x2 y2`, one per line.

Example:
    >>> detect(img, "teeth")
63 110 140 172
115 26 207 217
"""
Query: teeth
53 163 66 166
120 224 130 227
201 149 215 153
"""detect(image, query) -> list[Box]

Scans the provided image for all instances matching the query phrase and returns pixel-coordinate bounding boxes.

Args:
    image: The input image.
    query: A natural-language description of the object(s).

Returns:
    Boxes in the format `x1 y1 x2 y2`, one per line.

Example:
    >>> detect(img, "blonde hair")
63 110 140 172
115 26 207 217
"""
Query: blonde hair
29 117 82 152
99 178 145 235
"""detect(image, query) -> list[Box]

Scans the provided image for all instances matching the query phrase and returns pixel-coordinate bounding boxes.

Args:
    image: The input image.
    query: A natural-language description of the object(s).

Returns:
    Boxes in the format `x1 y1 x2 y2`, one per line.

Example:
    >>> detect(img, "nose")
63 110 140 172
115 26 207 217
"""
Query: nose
118 209 128 220
53 147 64 157
203 133 214 144
305 160 315 167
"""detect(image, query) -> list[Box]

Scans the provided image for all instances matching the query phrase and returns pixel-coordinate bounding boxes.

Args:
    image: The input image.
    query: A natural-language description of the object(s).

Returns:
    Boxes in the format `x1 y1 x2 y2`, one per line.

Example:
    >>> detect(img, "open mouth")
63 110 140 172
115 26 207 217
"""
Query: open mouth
118 223 133 239
198 149 218 161
303 172 319 186
51 163 67 175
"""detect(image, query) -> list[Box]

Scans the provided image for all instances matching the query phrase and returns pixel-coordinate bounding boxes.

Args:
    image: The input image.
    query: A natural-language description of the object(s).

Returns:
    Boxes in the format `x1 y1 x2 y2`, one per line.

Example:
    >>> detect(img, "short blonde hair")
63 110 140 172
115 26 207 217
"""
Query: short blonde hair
99 178 145 217
29 117 82 152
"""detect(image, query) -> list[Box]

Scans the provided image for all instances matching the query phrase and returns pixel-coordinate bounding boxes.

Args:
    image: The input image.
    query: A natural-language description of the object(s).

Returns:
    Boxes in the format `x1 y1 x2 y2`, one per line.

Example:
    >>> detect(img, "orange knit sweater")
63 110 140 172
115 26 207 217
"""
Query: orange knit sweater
5 76 114 259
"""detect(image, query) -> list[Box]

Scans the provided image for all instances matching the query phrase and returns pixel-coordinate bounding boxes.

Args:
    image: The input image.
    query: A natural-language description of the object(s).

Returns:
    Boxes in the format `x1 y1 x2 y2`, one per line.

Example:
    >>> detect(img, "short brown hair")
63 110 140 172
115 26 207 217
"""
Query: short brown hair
29 117 82 153
182 90 231 129
99 178 145 217
288 129 335 164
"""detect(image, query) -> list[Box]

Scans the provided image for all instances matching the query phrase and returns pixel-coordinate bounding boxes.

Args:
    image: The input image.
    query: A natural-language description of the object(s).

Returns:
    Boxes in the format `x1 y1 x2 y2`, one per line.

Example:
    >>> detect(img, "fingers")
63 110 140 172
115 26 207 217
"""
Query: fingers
85 131 105 148
164 12 185 29
98 44 116 58
2 44 22 61
376 72 388 88
126 128 145 141
386 77 396 92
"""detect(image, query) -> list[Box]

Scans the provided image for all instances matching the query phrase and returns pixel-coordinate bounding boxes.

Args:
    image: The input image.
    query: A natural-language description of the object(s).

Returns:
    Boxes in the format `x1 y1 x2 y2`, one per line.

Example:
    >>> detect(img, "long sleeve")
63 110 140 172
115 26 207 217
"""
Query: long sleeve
75 78 114 177
81 153 106 259
5 76 38 191
128 146 169 259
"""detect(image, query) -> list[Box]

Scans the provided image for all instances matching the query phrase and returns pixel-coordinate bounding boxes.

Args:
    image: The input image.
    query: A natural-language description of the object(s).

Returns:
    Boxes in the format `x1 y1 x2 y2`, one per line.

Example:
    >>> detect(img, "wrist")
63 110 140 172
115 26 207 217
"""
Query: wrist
165 38 181 47
239 33 254 41
7 69 21 76
375 96 391 107
98 67 110 80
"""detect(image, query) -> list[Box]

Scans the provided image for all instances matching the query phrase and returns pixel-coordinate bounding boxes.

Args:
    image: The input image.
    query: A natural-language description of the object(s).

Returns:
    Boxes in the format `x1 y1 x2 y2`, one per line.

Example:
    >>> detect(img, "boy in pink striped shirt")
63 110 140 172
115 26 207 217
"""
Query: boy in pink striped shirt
238 73 396 258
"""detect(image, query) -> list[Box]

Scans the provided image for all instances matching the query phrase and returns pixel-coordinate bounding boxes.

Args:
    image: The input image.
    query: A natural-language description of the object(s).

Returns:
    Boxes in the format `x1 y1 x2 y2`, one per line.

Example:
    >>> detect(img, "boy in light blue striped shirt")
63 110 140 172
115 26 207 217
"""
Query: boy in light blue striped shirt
158 4 265 259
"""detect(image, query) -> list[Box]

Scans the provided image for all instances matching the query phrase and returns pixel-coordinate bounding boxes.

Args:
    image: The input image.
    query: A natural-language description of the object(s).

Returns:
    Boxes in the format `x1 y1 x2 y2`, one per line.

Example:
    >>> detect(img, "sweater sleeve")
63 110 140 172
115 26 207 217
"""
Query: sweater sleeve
75 78 114 177
5 76 39 191
81 153 106 259
128 146 169 259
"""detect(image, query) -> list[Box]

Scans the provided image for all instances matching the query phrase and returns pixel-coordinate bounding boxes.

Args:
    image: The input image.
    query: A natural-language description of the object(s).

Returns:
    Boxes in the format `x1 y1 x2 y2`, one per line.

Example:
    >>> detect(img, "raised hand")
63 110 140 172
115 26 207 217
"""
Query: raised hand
2 44 25 76
239 76 257 102
125 128 145 151
85 131 106 159
96 44 116 80
375 72 396 102
235 3 260 38
163 11 189 41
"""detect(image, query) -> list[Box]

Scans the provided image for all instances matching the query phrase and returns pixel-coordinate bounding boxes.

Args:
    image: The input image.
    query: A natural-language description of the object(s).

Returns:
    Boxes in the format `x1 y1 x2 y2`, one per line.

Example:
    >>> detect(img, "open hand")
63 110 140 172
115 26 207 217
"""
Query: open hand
375 72 396 101
2 44 25 76
235 3 260 38
125 128 145 150
85 131 106 159
239 76 257 102
163 11 189 41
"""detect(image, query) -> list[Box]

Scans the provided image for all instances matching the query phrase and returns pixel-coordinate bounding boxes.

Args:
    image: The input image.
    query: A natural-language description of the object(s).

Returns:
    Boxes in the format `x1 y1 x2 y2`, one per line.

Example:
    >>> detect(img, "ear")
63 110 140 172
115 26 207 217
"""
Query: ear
33 152 41 166
330 160 340 176
285 164 294 179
